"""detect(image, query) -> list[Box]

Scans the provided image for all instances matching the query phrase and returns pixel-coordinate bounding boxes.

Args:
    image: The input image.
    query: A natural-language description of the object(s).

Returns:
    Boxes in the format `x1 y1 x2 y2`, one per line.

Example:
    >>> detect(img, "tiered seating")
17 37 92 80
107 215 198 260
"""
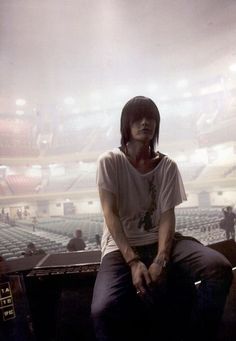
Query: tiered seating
0 117 39 157
225 165 236 178
6 175 41 194
0 181 12 195
17 215 104 248
175 207 226 245
48 118 114 155
0 225 66 260
40 217 103 244
49 129 93 154
9 208 230 259
179 164 205 182
69 173 96 190
197 165 233 181
195 154 236 182
32 209 229 245
45 175 76 192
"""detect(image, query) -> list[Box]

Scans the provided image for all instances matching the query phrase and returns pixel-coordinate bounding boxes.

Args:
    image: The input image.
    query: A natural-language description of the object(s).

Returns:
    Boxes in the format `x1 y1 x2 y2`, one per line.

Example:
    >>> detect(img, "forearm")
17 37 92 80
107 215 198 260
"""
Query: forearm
104 211 137 263
155 209 175 262
99 188 138 263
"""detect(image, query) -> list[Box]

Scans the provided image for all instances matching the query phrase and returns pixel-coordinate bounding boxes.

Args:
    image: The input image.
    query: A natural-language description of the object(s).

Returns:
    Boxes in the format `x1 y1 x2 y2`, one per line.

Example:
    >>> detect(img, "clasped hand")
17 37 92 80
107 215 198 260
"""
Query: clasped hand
131 260 167 296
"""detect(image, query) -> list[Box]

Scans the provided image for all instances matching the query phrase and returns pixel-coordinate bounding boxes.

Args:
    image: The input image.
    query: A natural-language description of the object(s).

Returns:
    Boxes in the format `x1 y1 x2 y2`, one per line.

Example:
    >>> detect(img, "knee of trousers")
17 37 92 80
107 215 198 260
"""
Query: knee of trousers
203 254 233 287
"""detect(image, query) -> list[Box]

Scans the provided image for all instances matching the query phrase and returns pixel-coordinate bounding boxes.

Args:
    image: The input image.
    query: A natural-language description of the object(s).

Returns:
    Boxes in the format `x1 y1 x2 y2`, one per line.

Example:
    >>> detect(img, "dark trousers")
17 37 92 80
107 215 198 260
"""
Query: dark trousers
91 239 233 341
226 228 235 241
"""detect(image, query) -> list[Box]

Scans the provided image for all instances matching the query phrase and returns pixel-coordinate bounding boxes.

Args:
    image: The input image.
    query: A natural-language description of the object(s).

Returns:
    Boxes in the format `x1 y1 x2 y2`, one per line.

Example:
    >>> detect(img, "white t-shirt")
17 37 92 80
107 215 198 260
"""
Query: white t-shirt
97 148 187 258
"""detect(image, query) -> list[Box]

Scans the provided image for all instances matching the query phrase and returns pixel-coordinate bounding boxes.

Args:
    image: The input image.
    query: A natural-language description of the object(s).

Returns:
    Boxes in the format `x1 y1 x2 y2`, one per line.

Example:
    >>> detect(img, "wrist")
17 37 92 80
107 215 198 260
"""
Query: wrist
127 255 140 267
153 256 168 268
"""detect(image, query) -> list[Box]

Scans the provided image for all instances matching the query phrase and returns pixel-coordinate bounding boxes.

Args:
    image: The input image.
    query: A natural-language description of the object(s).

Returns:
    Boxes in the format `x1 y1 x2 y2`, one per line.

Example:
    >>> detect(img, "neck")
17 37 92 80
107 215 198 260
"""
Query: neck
125 141 151 161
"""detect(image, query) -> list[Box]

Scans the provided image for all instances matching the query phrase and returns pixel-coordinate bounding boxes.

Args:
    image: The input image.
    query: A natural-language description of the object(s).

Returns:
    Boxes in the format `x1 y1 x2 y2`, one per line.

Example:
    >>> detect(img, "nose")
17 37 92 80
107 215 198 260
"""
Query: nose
140 117 149 126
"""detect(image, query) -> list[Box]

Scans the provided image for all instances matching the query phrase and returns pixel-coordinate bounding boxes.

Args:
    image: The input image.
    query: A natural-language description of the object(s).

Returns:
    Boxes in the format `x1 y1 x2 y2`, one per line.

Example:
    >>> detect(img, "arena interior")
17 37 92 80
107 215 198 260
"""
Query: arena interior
0 1 236 340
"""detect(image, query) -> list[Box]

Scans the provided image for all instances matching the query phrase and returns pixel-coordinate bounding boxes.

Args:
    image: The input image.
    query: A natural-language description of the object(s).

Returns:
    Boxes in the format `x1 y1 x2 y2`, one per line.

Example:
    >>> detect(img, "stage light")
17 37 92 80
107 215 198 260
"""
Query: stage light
183 92 192 98
72 108 80 114
177 79 188 88
16 98 26 106
64 97 75 105
229 64 236 72
16 110 24 115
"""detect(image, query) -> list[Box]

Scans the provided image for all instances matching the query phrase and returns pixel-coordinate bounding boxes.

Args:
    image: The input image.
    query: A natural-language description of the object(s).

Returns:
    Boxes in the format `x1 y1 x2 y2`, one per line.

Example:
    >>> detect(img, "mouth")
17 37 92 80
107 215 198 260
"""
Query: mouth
139 128 151 134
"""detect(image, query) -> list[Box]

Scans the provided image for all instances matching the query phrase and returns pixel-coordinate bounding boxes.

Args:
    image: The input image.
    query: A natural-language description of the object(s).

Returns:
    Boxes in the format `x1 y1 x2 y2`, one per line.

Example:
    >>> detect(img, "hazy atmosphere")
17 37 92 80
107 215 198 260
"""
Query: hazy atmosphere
0 0 236 252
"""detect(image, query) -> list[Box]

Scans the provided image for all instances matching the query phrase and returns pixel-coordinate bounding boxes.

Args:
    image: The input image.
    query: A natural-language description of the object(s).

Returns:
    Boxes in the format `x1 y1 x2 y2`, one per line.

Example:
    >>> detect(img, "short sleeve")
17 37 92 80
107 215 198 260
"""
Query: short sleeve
160 160 187 213
96 152 117 194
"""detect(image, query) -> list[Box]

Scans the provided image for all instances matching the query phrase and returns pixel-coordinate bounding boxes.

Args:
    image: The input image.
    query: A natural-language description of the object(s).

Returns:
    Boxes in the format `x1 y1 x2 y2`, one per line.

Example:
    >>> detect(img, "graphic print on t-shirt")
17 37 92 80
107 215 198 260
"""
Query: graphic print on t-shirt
138 175 157 231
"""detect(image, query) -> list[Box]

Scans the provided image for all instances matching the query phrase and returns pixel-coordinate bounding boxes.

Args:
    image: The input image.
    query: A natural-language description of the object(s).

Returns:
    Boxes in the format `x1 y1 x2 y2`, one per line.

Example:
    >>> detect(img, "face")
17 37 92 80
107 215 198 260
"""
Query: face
130 116 156 143
76 230 82 238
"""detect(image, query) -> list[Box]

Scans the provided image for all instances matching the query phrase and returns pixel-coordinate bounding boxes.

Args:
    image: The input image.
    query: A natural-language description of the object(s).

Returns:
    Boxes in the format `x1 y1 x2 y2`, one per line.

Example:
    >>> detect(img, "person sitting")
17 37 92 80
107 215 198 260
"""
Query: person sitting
23 242 46 256
91 96 233 341
66 229 86 252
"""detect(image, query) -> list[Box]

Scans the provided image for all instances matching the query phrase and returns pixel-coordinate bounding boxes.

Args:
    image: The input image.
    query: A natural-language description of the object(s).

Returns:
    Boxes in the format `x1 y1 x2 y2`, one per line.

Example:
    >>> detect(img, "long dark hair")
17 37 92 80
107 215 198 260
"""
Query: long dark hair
120 96 160 155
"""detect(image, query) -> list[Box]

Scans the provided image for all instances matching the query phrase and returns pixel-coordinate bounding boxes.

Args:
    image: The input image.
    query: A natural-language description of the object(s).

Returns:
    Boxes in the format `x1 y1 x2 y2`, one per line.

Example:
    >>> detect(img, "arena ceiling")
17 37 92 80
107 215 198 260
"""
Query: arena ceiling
0 0 236 116
0 0 236 197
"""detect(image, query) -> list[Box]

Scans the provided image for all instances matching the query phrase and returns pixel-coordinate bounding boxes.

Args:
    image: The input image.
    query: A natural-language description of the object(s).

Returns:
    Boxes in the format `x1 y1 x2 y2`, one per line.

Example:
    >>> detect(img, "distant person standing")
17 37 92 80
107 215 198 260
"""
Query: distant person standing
95 233 101 249
67 229 86 251
32 217 38 232
24 208 28 219
5 212 10 225
17 209 22 219
222 206 236 240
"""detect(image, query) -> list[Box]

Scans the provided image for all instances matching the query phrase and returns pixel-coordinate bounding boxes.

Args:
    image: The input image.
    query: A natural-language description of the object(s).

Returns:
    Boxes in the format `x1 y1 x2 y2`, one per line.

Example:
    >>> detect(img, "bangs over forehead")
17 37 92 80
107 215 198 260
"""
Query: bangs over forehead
120 96 160 153
122 96 159 124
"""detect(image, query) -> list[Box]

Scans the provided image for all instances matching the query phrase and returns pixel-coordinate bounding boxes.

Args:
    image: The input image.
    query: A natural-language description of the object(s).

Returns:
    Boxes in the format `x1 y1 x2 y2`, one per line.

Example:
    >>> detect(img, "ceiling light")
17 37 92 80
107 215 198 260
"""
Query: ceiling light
229 64 236 72
16 98 26 106
91 105 101 111
72 108 80 114
183 92 192 98
177 80 188 88
64 97 75 105
16 110 24 115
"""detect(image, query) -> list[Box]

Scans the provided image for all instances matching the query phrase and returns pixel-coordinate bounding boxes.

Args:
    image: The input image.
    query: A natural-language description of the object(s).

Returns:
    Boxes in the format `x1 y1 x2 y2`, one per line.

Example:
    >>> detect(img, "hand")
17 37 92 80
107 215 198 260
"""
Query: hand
130 260 152 295
148 262 167 286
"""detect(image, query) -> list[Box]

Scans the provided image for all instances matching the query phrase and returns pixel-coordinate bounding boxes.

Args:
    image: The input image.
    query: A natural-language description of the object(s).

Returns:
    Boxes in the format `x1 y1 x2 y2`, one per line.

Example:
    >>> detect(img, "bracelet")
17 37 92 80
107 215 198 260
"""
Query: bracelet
127 256 140 266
